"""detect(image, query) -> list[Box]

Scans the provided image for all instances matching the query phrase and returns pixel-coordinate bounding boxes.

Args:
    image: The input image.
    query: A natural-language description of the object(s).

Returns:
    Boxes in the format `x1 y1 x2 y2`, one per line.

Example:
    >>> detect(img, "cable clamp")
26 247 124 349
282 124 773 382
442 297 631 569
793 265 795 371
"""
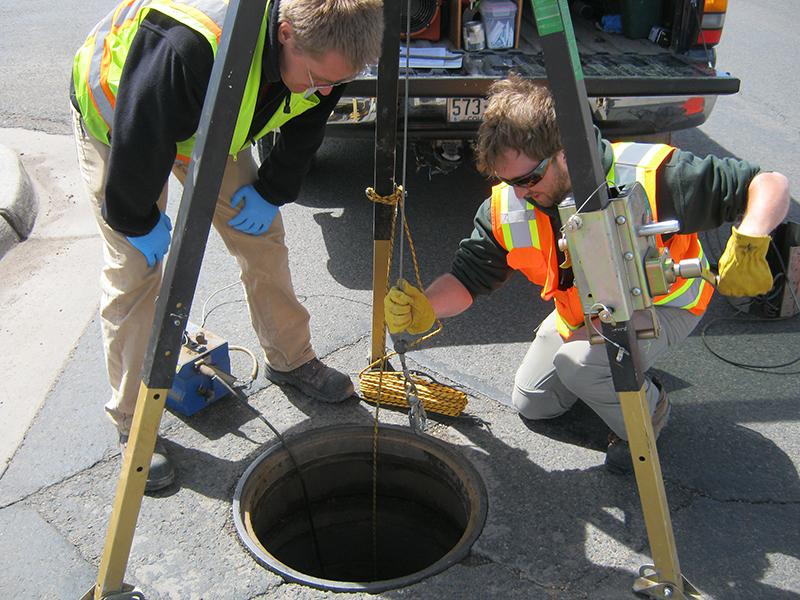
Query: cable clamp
395 338 427 433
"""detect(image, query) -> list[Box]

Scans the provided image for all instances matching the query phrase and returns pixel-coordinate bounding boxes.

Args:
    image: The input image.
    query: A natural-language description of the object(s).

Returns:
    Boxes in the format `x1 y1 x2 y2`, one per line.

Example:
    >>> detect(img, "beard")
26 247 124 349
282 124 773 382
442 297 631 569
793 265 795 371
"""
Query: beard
525 159 573 208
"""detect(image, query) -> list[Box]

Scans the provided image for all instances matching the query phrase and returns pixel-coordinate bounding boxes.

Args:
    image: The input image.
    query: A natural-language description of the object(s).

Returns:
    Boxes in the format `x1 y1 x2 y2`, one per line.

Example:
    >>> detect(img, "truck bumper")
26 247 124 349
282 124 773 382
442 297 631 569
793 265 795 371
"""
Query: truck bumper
325 93 719 140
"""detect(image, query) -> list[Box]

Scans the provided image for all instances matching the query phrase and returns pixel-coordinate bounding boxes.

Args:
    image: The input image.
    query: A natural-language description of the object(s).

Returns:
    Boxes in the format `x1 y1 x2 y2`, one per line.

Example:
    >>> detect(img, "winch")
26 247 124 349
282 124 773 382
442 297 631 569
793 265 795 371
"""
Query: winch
166 323 231 416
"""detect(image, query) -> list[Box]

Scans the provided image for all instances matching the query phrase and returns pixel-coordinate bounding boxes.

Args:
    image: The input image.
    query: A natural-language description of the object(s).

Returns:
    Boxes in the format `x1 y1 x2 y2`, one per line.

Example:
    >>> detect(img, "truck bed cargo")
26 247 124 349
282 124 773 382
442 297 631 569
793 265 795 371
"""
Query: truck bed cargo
281 0 738 169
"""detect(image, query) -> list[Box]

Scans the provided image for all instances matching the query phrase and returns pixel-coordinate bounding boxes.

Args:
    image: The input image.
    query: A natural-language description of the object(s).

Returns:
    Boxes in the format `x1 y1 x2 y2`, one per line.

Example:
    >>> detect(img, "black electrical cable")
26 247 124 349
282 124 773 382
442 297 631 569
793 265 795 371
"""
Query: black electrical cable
689 0 714 68
192 280 329 576
700 237 800 373
206 365 329 578
701 315 800 373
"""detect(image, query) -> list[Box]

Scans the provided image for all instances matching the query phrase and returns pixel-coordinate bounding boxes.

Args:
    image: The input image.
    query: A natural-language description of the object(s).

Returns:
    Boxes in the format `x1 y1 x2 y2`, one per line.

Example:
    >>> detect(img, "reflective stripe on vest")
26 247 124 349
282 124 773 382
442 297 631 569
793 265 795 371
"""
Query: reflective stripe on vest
490 142 713 338
74 0 228 139
496 187 539 250
611 142 713 314
73 0 320 161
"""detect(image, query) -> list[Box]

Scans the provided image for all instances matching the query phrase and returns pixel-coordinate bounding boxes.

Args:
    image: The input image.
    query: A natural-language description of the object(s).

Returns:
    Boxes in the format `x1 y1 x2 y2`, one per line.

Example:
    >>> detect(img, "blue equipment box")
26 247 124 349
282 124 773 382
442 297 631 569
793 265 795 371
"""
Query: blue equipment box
166 323 231 416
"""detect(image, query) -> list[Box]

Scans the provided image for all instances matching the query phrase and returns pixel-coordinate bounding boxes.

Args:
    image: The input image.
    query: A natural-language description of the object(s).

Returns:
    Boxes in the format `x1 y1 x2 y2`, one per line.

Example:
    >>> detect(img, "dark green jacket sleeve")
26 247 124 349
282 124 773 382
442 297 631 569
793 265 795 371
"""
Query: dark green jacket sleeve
655 149 762 234
449 198 514 299
595 125 761 233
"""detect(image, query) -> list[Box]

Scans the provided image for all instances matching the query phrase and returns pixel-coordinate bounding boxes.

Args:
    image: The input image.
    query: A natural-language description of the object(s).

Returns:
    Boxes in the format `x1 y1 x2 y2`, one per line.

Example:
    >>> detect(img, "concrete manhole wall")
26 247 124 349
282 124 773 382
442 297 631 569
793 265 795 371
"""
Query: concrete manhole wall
233 424 488 593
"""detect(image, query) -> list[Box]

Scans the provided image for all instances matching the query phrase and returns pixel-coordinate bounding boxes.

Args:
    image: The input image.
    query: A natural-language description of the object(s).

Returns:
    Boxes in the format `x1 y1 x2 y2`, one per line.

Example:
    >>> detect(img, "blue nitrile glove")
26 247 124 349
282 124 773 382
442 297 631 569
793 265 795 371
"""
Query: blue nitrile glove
126 210 172 268
229 184 279 235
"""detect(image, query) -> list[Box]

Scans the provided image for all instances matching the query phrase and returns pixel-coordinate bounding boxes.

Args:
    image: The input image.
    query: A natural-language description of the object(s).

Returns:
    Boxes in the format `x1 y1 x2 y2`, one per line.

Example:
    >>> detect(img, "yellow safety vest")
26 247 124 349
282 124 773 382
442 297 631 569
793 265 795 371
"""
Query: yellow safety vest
491 142 714 338
72 0 320 162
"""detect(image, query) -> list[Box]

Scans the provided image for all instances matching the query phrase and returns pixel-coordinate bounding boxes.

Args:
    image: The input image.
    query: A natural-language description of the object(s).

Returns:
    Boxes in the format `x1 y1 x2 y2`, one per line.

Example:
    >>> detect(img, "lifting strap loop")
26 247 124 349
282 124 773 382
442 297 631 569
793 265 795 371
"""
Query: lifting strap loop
365 185 403 206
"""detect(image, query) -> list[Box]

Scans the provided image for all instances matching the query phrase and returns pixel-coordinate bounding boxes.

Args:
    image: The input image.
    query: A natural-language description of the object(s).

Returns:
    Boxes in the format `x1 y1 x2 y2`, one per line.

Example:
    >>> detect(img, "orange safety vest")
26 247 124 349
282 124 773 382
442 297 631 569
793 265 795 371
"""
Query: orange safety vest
491 142 714 338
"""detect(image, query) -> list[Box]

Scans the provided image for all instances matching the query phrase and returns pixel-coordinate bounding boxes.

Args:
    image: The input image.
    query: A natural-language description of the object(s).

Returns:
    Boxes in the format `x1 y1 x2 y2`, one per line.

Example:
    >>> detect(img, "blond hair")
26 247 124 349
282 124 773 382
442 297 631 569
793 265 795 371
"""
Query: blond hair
474 74 563 175
279 0 385 72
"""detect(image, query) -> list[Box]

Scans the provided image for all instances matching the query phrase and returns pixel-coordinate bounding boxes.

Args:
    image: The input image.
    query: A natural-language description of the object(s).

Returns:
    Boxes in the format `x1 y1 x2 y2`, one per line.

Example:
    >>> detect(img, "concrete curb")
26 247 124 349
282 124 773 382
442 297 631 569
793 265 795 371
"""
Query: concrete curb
0 143 38 260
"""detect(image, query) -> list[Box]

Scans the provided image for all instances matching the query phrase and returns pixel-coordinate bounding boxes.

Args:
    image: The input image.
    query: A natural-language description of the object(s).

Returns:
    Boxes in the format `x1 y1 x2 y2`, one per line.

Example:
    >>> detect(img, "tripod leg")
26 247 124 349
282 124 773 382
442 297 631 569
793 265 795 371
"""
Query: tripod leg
92 384 168 599
620 387 701 599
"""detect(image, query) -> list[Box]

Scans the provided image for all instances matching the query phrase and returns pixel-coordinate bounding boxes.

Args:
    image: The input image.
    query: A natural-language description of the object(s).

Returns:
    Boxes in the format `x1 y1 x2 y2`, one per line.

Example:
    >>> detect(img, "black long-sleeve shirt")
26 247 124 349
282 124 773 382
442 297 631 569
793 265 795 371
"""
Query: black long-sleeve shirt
74 1 343 237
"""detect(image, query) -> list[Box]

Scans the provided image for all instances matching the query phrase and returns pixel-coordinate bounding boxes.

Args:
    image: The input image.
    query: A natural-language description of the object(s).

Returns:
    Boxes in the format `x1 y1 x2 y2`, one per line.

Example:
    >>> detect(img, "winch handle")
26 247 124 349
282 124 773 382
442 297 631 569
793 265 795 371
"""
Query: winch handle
672 258 721 288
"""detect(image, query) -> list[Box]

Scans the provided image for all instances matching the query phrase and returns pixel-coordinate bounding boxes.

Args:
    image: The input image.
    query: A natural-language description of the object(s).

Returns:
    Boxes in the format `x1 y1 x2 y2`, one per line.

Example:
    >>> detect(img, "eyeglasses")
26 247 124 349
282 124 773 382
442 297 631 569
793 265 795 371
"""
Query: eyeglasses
495 156 553 188
303 55 360 90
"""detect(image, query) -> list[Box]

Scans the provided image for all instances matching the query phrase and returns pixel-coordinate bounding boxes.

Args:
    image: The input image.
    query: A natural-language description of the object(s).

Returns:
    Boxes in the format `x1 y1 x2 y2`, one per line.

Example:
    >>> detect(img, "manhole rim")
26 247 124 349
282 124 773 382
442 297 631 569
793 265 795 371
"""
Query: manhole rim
232 423 488 593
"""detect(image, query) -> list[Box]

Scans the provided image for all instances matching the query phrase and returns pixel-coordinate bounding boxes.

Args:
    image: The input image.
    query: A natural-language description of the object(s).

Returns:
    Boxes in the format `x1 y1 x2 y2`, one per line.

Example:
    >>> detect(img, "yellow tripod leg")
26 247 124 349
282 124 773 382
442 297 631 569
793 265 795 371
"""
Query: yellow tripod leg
82 383 168 600
619 387 702 599
371 239 391 363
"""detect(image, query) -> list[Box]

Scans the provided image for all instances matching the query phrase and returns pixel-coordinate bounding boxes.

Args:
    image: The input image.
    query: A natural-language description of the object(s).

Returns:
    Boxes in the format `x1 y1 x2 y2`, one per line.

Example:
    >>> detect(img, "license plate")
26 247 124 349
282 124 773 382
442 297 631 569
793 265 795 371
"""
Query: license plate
447 98 488 123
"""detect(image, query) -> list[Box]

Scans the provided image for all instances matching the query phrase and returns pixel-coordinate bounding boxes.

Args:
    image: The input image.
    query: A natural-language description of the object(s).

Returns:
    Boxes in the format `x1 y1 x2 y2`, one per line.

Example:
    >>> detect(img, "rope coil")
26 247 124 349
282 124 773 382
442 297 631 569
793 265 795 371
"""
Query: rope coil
360 370 468 418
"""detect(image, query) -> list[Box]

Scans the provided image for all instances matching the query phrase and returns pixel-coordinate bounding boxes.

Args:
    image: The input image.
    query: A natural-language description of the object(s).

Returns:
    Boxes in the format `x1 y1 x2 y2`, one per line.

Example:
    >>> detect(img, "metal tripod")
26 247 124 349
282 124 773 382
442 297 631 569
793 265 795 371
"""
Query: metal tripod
530 0 702 597
81 0 267 597
83 0 407 595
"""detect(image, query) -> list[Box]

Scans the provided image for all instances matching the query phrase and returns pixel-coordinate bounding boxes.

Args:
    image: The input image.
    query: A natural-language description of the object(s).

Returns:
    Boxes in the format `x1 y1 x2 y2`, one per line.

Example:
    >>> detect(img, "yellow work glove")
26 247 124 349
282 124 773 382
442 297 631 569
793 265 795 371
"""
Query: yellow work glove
716 226 773 297
384 279 436 335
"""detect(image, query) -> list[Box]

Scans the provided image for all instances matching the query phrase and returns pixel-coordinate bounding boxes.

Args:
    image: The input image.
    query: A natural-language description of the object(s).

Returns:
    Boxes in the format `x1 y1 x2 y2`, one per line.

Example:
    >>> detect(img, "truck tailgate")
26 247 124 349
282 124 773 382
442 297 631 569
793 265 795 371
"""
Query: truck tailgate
345 8 739 98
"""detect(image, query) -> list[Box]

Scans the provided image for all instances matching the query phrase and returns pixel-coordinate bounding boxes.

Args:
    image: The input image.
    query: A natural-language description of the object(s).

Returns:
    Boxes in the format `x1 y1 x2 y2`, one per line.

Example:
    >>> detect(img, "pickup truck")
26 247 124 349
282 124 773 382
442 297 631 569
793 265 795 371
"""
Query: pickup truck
319 0 738 173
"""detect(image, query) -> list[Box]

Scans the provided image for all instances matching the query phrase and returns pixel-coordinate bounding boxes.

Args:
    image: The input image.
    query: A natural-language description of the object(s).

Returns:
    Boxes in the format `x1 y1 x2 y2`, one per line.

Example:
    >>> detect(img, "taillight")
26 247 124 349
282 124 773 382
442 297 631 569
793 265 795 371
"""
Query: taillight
696 0 727 47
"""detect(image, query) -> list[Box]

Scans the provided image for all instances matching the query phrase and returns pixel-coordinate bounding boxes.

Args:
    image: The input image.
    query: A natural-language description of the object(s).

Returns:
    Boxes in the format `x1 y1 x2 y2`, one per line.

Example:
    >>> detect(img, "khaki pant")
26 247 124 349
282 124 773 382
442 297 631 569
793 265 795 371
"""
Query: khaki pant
512 305 702 439
72 108 314 434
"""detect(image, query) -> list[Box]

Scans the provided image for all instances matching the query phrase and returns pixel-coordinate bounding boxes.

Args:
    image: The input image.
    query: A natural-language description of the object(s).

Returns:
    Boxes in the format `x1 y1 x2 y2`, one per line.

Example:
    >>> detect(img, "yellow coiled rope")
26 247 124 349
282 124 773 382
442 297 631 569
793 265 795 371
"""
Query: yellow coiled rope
359 369 467 417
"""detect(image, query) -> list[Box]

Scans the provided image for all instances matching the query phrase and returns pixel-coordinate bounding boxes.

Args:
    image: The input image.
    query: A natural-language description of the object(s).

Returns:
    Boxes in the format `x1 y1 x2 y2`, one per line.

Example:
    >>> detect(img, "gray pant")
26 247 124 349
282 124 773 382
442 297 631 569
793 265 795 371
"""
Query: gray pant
512 305 702 439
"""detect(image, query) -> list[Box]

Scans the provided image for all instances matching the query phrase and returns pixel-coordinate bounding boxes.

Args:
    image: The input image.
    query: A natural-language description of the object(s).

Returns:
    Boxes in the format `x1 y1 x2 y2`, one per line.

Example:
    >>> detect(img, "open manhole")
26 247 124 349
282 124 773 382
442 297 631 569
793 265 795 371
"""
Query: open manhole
233 424 487 593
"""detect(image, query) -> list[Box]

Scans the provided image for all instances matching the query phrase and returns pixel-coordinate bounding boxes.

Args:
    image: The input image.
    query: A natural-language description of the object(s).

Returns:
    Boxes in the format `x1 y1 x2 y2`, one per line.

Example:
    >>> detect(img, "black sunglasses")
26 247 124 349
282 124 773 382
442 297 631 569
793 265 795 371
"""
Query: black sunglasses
496 156 553 188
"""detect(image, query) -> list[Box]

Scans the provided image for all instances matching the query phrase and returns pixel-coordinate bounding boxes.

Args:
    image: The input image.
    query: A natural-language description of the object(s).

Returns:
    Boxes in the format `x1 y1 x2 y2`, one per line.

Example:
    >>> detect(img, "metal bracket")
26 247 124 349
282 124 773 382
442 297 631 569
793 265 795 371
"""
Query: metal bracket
584 305 661 346
558 182 669 325
633 565 703 599
80 584 145 600
395 339 427 433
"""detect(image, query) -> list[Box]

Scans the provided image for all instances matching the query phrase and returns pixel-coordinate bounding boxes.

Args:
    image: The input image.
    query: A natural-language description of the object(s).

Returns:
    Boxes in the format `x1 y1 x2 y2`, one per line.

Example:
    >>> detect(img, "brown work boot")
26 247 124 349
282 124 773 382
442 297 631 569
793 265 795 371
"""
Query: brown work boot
649 376 671 437
119 434 175 492
605 377 671 475
265 357 354 403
